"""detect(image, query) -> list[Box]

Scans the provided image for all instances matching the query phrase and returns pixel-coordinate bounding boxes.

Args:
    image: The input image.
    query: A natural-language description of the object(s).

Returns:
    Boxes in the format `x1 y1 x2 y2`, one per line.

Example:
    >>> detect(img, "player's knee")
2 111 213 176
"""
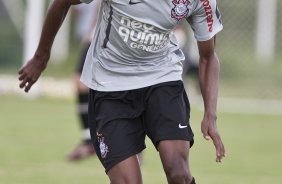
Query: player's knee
166 170 192 184
163 159 192 184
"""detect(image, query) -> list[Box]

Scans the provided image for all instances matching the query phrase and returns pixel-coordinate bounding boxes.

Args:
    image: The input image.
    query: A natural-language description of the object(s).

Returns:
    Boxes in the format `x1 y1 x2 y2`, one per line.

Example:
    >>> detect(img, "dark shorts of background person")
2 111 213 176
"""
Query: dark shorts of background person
76 43 91 74
88 80 194 173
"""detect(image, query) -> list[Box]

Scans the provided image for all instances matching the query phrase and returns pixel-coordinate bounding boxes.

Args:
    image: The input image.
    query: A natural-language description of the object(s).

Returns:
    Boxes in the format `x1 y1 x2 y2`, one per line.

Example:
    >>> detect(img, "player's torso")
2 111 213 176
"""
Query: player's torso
96 0 197 64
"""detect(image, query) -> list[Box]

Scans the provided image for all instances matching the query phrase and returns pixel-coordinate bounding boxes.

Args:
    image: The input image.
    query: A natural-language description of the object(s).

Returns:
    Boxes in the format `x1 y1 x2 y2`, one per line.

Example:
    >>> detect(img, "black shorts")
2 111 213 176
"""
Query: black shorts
88 80 194 173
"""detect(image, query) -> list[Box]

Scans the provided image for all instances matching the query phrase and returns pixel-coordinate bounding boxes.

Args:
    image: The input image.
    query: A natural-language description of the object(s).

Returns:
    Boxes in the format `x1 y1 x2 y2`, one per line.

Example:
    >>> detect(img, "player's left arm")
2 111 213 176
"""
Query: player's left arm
197 36 225 162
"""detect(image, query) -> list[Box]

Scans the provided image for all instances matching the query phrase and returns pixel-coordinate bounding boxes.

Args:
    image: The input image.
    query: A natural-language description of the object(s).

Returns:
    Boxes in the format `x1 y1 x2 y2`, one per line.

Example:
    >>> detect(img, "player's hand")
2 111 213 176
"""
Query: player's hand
18 55 47 93
201 113 225 162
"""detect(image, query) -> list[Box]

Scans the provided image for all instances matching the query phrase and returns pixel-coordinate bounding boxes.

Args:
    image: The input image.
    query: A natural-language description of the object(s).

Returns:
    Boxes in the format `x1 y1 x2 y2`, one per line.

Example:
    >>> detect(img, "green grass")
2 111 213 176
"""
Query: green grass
0 95 282 184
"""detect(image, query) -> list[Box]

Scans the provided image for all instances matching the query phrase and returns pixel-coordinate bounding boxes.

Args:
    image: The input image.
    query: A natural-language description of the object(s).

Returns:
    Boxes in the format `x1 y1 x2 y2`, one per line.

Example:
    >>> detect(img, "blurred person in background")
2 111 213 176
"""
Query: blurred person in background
67 0 102 161
18 0 225 183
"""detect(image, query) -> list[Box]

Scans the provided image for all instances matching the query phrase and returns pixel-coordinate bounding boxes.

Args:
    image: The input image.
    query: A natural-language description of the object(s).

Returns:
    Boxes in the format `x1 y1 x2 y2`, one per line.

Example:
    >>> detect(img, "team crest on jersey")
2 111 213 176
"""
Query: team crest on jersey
97 133 109 159
171 0 190 21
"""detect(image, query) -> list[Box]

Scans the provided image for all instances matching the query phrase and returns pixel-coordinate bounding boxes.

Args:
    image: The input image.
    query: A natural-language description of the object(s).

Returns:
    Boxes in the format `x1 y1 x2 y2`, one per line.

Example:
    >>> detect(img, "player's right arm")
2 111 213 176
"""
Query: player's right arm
18 0 82 93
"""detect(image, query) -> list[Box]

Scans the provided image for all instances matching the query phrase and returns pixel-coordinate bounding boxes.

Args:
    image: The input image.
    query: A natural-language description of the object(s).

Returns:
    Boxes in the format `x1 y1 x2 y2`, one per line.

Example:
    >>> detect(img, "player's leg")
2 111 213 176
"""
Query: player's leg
88 89 146 183
158 140 194 184
99 118 144 184
107 155 142 184
144 81 195 184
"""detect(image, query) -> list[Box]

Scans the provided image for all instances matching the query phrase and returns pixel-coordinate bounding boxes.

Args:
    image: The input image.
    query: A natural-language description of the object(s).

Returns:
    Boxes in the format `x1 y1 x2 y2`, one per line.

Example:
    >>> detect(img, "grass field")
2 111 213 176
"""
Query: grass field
0 95 282 184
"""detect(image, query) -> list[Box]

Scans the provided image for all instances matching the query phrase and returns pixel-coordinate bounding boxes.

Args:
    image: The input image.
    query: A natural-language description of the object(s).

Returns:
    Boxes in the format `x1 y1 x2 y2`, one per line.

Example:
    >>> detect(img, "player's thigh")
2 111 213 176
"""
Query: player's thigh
144 81 194 148
88 89 146 173
158 140 192 181
108 154 142 184
158 140 190 169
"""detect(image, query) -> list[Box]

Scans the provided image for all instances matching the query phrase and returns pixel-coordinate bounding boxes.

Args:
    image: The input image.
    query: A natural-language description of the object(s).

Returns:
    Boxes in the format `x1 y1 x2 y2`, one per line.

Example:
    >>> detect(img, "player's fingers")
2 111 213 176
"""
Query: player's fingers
18 68 23 75
204 135 210 140
201 127 210 140
210 132 224 162
202 132 210 140
18 73 27 81
216 146 225 162
220 141 226 158
215 137 225 162
220 144 226 161
19 78 29 88
216 145 223 162
24 81 34 93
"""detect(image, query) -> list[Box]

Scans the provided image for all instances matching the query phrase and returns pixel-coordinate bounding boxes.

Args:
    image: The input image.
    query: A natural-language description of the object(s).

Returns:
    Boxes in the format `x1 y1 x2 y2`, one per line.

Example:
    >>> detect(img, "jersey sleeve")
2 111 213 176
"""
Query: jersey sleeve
187 0 223 41
80 0 94 4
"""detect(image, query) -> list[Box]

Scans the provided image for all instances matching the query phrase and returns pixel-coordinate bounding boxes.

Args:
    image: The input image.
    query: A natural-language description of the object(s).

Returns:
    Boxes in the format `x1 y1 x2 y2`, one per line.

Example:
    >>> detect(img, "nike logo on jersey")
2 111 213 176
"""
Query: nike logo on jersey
129 0 142 5
179 123 188 129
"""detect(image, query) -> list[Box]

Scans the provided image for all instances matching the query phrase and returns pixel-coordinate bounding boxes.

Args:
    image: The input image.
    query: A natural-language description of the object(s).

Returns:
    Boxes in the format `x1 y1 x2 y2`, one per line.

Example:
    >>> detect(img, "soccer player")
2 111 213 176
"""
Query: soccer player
67 0 101 162
19 0 225 183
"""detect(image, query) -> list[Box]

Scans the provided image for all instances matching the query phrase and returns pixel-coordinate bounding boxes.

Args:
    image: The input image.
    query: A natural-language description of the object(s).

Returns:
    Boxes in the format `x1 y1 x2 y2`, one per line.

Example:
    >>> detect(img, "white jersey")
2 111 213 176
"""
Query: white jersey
80 0 222 91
